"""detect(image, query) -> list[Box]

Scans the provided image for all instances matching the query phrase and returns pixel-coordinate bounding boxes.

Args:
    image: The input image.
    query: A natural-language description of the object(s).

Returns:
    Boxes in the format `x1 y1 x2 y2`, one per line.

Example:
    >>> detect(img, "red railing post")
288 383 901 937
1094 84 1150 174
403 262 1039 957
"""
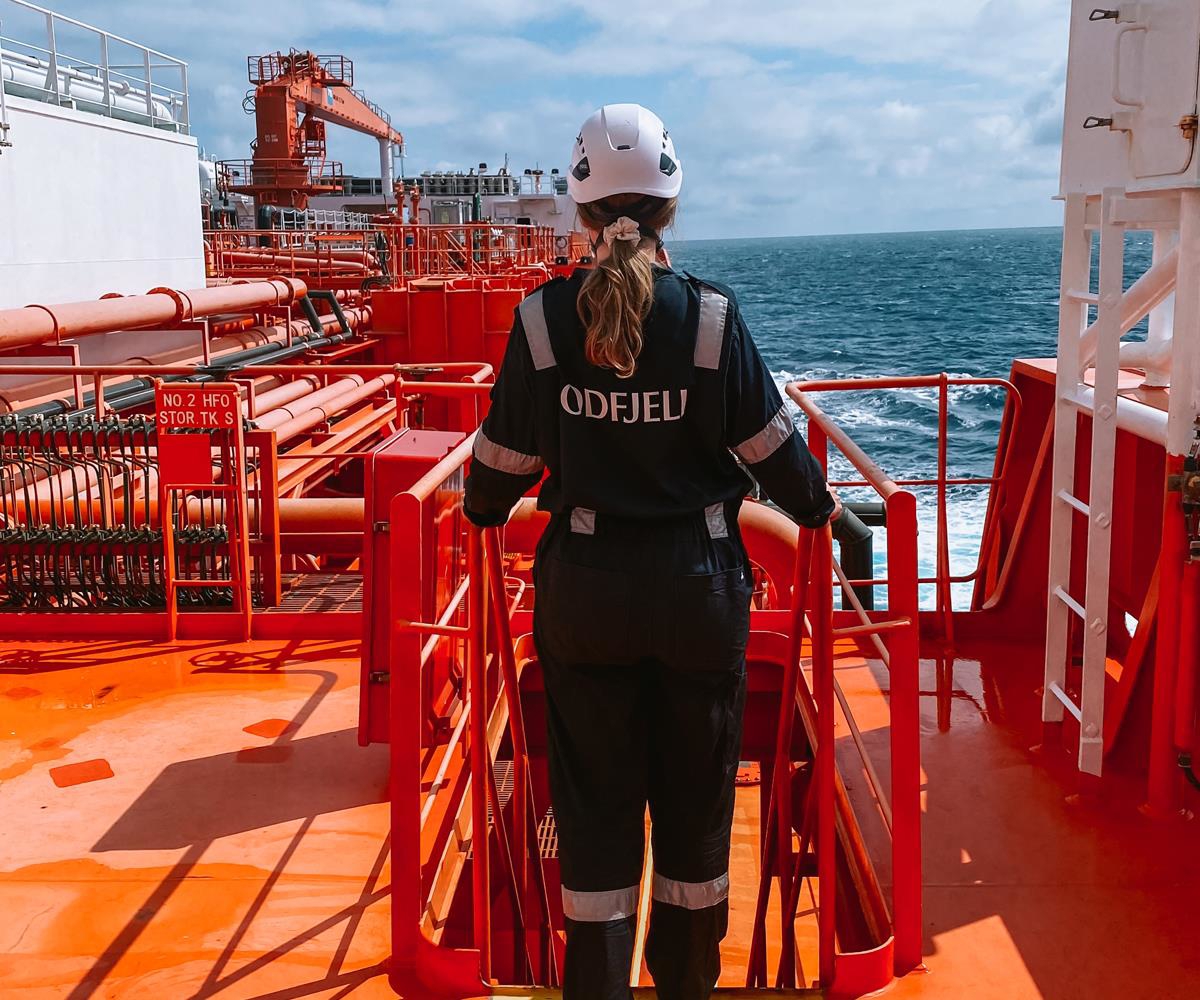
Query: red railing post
936 373 955 647
466 524 492 977
813 524 837 987
388 491 425 969
885 488 923 974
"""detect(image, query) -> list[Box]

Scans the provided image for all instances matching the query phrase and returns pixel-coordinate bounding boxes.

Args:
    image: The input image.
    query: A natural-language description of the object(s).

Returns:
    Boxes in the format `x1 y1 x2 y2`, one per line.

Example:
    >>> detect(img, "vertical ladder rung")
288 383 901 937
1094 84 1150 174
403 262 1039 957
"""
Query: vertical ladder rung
1047 681 1083 722
1056 490 1091 516
1053 586 1086 619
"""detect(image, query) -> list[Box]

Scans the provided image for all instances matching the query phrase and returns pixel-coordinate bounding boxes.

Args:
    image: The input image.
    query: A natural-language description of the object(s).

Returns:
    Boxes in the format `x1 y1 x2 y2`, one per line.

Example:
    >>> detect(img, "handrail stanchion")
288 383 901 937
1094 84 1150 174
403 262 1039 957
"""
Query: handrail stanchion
814 524 837 987
886 488 922 975
483 525 561 983
466 524 492 978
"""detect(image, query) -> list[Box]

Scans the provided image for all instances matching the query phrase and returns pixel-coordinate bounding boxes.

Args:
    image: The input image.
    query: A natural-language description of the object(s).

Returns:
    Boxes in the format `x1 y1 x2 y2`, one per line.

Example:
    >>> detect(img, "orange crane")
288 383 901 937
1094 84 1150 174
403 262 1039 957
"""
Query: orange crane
220 50 404 211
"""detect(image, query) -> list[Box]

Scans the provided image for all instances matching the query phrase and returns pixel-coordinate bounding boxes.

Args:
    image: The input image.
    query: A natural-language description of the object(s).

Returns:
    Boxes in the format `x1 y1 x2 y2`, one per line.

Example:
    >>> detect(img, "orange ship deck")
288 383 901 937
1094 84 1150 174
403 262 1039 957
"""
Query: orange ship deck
3 631 1197 998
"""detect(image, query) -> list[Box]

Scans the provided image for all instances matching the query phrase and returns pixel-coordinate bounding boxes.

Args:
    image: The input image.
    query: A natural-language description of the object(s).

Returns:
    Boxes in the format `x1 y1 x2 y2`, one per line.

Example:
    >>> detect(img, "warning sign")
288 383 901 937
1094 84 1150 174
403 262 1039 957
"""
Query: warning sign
155 384 241 431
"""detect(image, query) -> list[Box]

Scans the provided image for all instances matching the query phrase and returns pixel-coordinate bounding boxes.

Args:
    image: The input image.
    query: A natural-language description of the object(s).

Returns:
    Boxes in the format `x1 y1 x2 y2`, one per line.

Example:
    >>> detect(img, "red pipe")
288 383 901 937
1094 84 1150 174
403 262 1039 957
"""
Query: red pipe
224 249 376 267
253 376 371 431
0 305 369 412
270 375 396 443
249 376 321 415
7 495 363 532
208 315 258 336
0 279 306 349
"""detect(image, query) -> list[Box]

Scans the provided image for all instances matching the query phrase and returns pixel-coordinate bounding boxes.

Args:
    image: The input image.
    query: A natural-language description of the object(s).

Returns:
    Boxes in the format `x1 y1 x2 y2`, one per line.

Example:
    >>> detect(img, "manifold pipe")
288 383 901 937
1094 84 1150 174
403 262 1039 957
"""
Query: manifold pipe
248 376 321 415
0 278 307 350
5 306 369 416
251 376 371 431
269 375 397 444
223 249 377 267
1079 245 1178 373
7 495 364 532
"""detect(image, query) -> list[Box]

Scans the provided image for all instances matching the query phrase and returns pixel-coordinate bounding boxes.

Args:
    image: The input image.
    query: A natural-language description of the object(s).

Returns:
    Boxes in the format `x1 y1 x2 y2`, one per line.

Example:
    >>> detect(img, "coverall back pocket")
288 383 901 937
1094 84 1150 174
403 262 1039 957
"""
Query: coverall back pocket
534 555 635 666
672 567 752 672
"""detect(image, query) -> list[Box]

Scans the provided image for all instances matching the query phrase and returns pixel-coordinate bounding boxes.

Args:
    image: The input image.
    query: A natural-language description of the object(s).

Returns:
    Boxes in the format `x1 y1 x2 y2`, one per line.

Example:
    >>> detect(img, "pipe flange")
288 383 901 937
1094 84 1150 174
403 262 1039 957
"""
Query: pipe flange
147 286 195 324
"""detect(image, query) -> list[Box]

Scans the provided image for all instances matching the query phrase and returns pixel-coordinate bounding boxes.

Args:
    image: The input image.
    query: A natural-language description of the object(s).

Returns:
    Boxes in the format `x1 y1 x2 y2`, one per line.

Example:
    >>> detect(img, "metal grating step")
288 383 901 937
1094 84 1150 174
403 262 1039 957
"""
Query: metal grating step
469 760 558 860
267 573 362 613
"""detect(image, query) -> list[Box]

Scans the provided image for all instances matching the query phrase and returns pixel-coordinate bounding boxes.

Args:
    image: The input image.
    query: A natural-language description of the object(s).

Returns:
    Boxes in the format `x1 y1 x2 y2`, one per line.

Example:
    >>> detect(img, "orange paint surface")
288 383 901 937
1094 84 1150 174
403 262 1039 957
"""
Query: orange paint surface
48 758 114 788
244 718 298 739
2 630 1198 998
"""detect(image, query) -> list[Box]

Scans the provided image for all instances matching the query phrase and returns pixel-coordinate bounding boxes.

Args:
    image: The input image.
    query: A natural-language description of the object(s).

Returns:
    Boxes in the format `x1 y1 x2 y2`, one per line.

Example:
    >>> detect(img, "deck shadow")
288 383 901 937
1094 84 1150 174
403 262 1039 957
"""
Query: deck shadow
92 726 388 851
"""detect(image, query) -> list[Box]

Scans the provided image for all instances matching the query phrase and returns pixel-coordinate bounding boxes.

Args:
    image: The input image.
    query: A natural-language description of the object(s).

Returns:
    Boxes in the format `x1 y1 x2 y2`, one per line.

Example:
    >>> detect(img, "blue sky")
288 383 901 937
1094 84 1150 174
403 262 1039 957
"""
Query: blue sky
42 0 1070 239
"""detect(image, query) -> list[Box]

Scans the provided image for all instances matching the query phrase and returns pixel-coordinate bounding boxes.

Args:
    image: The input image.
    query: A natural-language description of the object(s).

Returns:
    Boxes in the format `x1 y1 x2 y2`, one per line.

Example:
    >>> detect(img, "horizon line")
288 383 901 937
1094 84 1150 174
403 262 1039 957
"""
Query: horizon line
668 223 1062 243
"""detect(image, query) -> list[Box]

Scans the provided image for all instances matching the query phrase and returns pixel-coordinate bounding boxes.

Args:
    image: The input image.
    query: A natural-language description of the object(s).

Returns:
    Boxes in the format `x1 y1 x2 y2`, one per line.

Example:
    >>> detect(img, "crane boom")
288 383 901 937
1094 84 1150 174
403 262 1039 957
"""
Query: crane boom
219 50 404 211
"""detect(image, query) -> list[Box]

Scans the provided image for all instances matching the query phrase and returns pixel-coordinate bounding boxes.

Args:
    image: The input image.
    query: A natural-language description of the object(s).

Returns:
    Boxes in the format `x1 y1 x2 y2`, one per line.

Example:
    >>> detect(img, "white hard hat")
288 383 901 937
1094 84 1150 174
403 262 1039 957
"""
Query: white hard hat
568 104 683 203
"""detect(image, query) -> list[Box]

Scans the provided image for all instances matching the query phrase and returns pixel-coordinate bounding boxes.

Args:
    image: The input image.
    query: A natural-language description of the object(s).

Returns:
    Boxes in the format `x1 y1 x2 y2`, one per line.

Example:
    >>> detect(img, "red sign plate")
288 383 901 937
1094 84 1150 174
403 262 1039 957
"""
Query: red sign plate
155 383 241 431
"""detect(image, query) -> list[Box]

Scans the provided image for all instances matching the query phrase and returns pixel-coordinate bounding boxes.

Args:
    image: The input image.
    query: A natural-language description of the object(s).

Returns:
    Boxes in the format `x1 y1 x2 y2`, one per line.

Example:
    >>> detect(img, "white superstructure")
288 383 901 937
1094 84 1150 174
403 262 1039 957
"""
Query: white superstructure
0 0 203 307
1045 0 1200 778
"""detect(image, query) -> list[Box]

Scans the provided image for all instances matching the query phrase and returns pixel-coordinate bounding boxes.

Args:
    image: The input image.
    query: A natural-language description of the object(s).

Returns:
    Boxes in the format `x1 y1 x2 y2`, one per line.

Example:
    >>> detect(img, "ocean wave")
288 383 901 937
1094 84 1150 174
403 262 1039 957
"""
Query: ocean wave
670 228 1156 612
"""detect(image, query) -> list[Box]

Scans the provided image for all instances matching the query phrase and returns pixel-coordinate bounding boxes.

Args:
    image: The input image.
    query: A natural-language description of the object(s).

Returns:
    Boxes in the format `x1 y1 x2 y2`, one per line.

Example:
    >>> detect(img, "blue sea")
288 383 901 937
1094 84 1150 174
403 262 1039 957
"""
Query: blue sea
669 227 1151 608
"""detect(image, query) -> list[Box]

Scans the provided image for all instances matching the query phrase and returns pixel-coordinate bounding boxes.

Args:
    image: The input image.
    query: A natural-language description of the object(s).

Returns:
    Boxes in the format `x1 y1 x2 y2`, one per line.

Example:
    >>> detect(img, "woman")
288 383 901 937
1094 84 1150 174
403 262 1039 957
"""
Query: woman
464 103 838 1000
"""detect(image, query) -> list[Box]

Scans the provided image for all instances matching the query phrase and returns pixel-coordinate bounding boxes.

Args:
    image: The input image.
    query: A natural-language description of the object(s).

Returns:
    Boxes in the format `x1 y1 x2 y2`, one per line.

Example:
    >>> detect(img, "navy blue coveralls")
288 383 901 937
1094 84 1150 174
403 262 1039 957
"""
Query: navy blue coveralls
464 268 833 1000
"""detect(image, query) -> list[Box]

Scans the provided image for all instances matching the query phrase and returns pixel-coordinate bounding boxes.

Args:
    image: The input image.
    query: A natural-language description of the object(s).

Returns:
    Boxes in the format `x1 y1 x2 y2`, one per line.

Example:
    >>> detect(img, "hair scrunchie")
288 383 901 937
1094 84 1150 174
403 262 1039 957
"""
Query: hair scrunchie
602 216 643 245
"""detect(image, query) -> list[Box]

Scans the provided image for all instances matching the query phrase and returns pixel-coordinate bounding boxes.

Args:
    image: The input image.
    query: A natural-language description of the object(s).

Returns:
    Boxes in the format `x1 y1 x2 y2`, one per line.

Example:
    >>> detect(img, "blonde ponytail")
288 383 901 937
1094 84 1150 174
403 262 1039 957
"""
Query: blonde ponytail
576 196 677 379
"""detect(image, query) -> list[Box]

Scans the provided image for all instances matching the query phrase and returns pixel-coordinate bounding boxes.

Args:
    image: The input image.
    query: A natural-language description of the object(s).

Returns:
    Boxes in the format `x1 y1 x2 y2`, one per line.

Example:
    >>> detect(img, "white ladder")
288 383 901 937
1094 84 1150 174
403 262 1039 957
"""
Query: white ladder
1043 190 1132 776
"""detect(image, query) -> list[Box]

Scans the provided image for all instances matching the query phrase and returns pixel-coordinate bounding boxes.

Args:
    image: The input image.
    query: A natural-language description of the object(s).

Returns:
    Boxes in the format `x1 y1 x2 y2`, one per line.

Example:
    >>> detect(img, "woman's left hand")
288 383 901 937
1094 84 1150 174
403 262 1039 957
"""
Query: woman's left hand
828 487 843 524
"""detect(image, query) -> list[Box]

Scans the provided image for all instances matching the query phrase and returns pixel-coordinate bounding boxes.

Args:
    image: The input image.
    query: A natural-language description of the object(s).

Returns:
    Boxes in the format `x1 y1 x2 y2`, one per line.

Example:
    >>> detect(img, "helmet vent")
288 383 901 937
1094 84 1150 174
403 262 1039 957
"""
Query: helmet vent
659 153 678 177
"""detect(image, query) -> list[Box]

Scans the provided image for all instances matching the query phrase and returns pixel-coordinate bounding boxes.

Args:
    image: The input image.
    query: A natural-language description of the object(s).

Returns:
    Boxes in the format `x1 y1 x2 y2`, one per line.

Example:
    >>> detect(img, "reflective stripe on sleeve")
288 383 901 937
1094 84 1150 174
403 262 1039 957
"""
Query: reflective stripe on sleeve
519 290 557 370
652 872 729 910
733 403 795 465
693 287 729 370
472 429 544 476
561 884 640 922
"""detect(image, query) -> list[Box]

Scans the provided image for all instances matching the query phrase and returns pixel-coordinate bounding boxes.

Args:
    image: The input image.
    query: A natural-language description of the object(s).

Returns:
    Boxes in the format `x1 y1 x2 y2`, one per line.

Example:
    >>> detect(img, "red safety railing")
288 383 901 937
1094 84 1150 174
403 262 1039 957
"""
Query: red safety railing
783 373 1021 979
387 437 562 996
791 374 1022 645
217 158 346 197
743 490 921 987
387 442 921 993
204 224 560 287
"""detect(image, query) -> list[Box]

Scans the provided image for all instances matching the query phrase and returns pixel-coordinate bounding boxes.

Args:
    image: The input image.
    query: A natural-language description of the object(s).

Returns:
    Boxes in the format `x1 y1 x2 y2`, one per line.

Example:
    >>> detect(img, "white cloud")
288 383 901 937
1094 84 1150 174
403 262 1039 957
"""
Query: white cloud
41 0 1073 237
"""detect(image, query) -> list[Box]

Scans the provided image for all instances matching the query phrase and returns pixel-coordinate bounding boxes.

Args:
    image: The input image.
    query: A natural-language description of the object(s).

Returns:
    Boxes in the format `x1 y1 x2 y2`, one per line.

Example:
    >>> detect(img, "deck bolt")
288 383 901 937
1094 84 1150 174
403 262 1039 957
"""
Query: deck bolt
1096 512 1111 528
1099 404 1114 420
1084 723 1099 738
1091 618 1106 634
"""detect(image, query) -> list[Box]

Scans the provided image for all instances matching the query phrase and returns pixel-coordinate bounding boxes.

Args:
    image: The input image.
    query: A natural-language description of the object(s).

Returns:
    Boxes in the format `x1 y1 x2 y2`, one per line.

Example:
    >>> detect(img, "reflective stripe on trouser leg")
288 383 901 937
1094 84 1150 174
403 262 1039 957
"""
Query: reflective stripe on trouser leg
562 883 640 922
652 871 729 910
570 507 596 535
704 502 728 539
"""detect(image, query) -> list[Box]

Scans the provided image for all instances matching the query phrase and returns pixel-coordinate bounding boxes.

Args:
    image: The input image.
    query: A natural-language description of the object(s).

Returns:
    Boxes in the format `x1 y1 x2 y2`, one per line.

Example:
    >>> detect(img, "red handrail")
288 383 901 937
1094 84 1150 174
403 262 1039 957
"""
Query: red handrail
389 448 561 993
786 381 927 979
205 223 561 285
789 374 1023 630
